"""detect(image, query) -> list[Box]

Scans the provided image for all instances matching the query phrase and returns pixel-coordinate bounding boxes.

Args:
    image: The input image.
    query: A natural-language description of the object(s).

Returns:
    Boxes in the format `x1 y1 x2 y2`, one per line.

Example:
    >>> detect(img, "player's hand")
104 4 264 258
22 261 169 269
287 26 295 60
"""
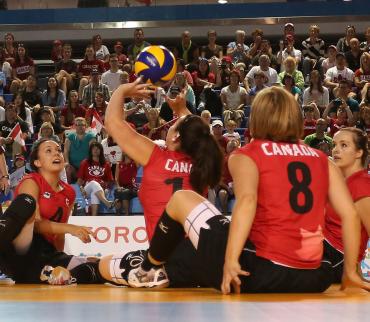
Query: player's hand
165 88 189 117
340 271 370 292
221 260 250 294
119 77 154 101
70 225 94 243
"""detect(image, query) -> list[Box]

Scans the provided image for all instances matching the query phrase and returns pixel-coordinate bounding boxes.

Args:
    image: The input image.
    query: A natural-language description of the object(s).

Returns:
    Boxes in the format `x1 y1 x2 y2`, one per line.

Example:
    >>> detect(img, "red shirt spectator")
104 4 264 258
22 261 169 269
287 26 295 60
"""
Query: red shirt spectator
117 159 138 189
78 159 113 189
78 58 105 77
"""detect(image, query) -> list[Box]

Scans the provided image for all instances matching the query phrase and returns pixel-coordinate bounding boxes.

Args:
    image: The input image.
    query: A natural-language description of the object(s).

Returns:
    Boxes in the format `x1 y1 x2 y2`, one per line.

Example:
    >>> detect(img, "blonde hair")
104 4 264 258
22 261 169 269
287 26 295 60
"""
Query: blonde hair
39 122 55 138
283 56 296 68
226 119 237 127
249 87 303 142
309 25 320 33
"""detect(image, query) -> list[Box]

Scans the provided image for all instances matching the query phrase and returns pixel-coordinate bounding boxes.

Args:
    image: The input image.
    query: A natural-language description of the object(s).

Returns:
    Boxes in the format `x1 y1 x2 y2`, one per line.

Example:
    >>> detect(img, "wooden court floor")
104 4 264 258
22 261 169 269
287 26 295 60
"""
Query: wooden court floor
1 285 370 322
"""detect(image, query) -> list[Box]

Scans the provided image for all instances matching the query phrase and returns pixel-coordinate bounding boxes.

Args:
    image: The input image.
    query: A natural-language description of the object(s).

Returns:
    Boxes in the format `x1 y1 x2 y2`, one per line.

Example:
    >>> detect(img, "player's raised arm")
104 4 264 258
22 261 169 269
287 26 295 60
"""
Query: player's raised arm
105 79 155 167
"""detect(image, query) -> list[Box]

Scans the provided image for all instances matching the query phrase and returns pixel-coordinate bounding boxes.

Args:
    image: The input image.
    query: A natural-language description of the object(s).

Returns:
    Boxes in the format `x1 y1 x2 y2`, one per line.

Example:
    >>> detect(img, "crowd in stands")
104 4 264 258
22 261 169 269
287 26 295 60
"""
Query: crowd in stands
0 23 369 215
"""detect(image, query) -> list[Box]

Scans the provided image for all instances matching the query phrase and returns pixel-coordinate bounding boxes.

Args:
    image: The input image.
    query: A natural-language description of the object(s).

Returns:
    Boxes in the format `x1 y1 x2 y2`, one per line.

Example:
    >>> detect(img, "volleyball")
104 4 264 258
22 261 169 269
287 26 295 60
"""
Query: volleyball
134 45 177 85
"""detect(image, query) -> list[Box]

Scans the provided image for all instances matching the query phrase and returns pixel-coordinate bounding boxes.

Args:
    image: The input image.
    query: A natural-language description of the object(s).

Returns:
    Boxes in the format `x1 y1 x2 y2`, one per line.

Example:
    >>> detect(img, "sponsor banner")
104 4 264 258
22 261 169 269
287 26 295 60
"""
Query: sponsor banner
64 216 149 257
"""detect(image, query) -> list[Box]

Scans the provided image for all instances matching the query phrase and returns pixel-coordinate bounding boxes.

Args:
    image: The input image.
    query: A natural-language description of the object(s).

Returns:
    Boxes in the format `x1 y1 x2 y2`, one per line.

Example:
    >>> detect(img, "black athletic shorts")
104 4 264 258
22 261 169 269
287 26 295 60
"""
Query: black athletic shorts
195 215 334 293
0 234 73 283
323 240 344 283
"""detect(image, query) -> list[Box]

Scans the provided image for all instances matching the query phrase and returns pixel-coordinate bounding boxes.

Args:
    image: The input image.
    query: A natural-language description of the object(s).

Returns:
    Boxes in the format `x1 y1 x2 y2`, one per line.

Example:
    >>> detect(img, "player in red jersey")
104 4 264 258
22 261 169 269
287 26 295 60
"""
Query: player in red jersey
95 79 223 286
323 127 370 282
0 139 107 284
127 86 370 293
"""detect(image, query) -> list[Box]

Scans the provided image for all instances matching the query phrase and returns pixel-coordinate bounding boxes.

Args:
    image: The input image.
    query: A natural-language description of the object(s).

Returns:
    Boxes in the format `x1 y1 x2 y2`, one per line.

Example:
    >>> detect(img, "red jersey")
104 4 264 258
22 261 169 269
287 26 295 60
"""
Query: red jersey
324 170 370 260
303 119 317 138
11 58 34 80
77 159 113 189
234 139 329 269
15 172 75 247
138 146 193 240
78 59 105 76
117 161 137 188
61 105 87 127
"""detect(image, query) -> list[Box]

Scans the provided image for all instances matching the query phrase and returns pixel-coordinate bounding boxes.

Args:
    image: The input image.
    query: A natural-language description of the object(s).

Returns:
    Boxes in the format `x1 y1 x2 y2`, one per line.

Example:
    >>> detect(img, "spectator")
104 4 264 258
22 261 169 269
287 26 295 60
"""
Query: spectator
360 82 370 108
77 142 115 216
331 79 360 121
114 153 138 215
211 119 228 153
0 47 12 82
323 103 353 137
217 56 233 88
226 30 250 64
92 34 110 64
12 92 33 134
127 28 150 63
223 119 241 144
82 69 110 107
302 103 320 138
217 139 239 215
85 91 109 126
21 75 42 109
3 33 16 65
55 43 78 94
10 44 35 94
175 30 199 65
282 22 295 45
245 54 278 88
159 86 194 122
220 70 247 127
360 26 370 53
101 54 123 93
354 52 370 94
336 25 357 53
200 109 212 129
301 25 325 81
247 71 268 104
324 52 354 92
345 38 363 72
234 62 247 84
41 76 66 113
0 104 29 162
64 117 95 183
191 58 216 104
355 105 370 139
141 107 166 141
322 45 337 74
170 72 195 108
201 30 223 60
77 45 106 99
50 40 63 63
112 41 128 69
176 58 193 86
125 97 151 128
34 107 63 137
33 121 60 148
281 74 301 102
248 28 264 60
303 70 330 112
277 34 302 71
251 39 278 70
61 90 87 128
278 56 304 90
304 118 333 150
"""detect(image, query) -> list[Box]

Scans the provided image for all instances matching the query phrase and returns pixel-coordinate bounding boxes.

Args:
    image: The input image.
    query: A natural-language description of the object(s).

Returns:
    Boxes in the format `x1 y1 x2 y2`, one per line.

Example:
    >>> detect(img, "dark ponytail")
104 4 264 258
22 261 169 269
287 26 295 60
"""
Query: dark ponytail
177 115 223 194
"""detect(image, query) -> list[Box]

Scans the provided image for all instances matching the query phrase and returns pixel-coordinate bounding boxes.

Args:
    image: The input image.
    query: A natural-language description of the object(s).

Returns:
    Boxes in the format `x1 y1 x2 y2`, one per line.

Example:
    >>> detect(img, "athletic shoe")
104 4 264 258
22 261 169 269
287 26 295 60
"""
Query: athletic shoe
40 266 76 285
0 272 15 285
128 265 169 288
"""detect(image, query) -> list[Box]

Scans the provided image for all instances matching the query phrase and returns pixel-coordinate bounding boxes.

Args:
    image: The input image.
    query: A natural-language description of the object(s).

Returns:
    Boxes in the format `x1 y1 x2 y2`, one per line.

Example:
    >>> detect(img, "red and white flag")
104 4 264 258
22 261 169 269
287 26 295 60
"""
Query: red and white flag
8 123 26 151
90 110 104 134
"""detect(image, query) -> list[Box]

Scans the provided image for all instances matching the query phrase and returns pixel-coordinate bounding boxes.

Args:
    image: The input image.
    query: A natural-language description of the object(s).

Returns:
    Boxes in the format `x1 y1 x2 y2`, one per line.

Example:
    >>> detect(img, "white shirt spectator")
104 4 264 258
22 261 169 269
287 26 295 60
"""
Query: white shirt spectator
325 66 354 84
223 131 241 142
101 69 123 93
246 66 278 87
95 45 110 61
321 58 336 74
220 85 247 110
303 86 330 107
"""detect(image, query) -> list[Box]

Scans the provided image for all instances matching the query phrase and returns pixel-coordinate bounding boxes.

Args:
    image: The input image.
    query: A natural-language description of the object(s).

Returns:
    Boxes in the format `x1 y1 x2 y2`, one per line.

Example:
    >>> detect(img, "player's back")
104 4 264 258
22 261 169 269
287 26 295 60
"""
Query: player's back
235 139 329 269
